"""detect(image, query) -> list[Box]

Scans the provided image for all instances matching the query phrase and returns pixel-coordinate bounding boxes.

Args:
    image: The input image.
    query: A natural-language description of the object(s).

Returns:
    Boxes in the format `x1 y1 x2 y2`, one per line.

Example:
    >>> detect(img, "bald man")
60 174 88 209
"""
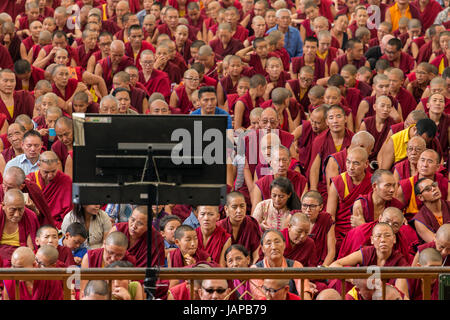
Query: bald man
0 166 53 227
409 248 443 300
393 136 427 182
396 149 449 222
35 244 59 268
327 147 373 252
262 279 301 300
209 22 244 60
325 130 375 190
27 151 73 229
197 45 219 80
82 280 109 300
138 49 171 101
52 116 73 169
315 288 342 300
169 69 200 114
413 224 450 267
95 40 134 91
149 99 170 115
339 207 419 264
0 123 26 173
282 212 318 267
0 189 39 265
3 246 64 300
81 231 136 296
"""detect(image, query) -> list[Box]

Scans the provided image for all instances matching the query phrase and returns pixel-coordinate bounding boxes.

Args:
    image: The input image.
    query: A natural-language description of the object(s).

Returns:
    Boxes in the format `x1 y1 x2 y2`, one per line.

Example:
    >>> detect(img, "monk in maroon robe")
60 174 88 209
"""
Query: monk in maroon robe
380 39 415 75
327 148 372 252
27 151 73 230
413 224 450 266
195 205 232 266
339 207 419 264
112 206 165 268
138 50 171 102
15 64 45 92
3 247 63 300
412 0 443 31
218 191 261 263
234 75 266 129
208 24 244 59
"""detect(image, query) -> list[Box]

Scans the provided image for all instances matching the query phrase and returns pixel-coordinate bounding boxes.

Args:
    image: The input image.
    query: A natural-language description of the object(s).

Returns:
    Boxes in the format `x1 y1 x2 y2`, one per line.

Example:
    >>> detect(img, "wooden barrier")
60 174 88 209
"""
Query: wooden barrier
0 267 448 300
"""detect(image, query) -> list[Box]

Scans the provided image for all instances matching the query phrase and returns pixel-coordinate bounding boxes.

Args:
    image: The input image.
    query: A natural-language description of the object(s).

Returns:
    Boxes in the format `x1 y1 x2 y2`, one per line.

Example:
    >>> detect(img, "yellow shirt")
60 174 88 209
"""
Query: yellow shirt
335 144 342 152
389 3 412 32
439 58 446 75
391 124 414 162
0 228 20 246
317 50 328 60
6 105 14 118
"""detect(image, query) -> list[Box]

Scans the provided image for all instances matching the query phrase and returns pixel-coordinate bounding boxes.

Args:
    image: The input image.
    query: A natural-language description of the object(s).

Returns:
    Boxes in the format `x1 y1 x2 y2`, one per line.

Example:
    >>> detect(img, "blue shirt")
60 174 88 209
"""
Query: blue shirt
267 25 303 58
4 154 39 176
183 211 200 229
191 107 233 129
137 9 147 26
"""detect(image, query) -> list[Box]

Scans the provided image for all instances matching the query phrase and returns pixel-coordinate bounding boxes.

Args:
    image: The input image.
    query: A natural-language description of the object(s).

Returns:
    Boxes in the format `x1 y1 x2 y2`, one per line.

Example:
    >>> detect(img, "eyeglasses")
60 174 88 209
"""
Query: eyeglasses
141 60 154 65
184 77 199 81
302 203 320 210
407 146 424 153
300 77 313 82
418 182 438 195
385 50 397 55
202 287 227 294
35 257 46 267
262 285 285 294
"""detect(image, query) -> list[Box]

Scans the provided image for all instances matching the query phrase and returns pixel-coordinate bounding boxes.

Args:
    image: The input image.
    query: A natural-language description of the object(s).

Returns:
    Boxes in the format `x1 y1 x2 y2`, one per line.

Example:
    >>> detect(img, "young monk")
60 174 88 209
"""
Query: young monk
167 225 211 268
236 37 271 76
234 74 267 129
169 69 200 114
35 224 75 267
224 76 250 115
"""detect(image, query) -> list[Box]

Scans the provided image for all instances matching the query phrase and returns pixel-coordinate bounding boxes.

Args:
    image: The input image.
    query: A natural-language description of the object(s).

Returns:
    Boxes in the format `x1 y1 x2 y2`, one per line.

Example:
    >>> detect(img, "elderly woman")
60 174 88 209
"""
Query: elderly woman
250 229 313 300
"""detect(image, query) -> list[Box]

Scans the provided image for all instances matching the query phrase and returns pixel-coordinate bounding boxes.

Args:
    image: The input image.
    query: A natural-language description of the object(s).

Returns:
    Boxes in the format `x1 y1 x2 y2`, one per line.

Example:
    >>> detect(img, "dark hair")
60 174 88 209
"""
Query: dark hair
66 222 88 239
14 59 31 74
72 204 97 223
325 104 346 118
226 191 245 205
159 214 181 231
23 129 42 141
415 118 437 138
191 62 205 73
414 177 431 196
198 86 216 99
387 38 402 51
53 30 68 40
152 1 163 9
112 87 131 97
375 59 390 71
127 24 142 36
191 40 206 49
371 169 393 184
260 229 286 246
327 74 345 87
304 36 318 45
224 244 249 261
174 224 194 240
346 39 361 50
253 37 266 49
106 260 134 268
36 224 58 238
442 67 450 80
269 177 302 210
99 31 113 39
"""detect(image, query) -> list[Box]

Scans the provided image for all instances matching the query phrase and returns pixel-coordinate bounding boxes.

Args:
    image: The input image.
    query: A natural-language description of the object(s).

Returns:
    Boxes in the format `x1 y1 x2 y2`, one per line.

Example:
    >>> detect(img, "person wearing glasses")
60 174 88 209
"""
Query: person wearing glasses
380 38 416 75
138 49 171 102
393 136 427 182
414 177 450 243
396 149 449 222
261 278 301 300
169 69 200 114
198 279 231 300
329 222 410 298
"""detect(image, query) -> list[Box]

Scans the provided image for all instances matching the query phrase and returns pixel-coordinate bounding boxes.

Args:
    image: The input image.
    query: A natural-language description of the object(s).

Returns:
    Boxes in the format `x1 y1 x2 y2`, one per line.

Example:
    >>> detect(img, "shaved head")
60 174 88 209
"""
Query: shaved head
105 231 129 248
418 247 443 266
436 224 450 242
12 246 35 267
289 212 311 226
351 131 375 153
111 40 125 51
4 188 25 205
39 151 59 164
315 288 342 300
37 245 59 265
348 146 369 162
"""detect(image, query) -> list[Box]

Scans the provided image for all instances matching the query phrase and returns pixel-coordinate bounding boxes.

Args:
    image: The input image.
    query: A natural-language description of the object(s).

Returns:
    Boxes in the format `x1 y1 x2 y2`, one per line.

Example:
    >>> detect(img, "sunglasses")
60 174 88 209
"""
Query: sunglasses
262 285 285 294
418 182 439 194
202 287 227 294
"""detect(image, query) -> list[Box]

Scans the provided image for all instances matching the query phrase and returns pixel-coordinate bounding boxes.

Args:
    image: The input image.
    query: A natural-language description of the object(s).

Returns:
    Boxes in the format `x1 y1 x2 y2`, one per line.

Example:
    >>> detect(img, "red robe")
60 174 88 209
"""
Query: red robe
41 44 78 69
124 41 155 71
0 207 39 264
309 211 334 265
281 227 318 267
129 87 147 114
395 87 417 120
169 247 211 267
380 52 415 75
286 79 311 109
297 120 319 172
195 225 231 264
208 38 244 60
356 191 404 223
3 279 63 300
361 95 399 119
399 173 448 222
87 247 136 267
338 221 419 264
51 140 69 170
413 200 450 236
138 69 171 102
0 90 35 124
334 54 367 73
115 222 165 268
76 44 99 70
57 244 76 267
99 55 135 90
291 56 326 82
255 170 308 201
0 44 13 70
394 158 411 181
27 170 73 230
331 171 373 251
435 113 450 166
362 116 396 161
360 245 409 267
15 66 45 91
52 78 79 101
412 0 442 31
236 91 265 128
325 148 348 176
217 216 261 255
272 48 291 72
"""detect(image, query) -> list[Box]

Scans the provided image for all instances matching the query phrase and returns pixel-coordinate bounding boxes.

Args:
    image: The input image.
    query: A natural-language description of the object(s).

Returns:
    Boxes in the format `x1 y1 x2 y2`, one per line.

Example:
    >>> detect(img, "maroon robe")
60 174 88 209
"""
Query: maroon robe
22 36 37 53
416 41 442 64
195 225 231 264
356 191 404 223
236 91 265 128
1 146 16 163
169 247 211 267
129 87 147 114
331 171 373 251
99 55 135 90
138 69 171 102
210 24 249 42
399 173 448 222
360 245 409 267
171 85 193 114
3 279 63 300
309 211 334 265
264 71 291 97
217 216 261 254
208 38 244 60
361 95 399 119
286 79 311 109
272 48 291 72
348 21 377 39
395 87 417 120
248 53 268 76
52 78 79 101
51 139 69 169
291 56 326 82
162 61 182 84
255 169 308 200
338 220 419 264
297 120 320 172
156 23 176 40
76 44 99 70
325 148 348 176
281 227 318 267
87 247 136 267
334 54 367 73
380 52 415 75
220 75 240 97
418 241 450 266
394 158 412 180
0 90 35 124
0 44 13 70
362 116 396 161
23 179 54 227
0 1 16 21
355 80 372 98
124 41 155 71
0 207 39 264
41 44 78 68
318 0 335 23
15 66 45 91
322 47 338 70
27 170 73 230
414 200 450 236
345 87 363 119
57 244 76 267
412 0 442 31
115 222 165 267
435 113 450 165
